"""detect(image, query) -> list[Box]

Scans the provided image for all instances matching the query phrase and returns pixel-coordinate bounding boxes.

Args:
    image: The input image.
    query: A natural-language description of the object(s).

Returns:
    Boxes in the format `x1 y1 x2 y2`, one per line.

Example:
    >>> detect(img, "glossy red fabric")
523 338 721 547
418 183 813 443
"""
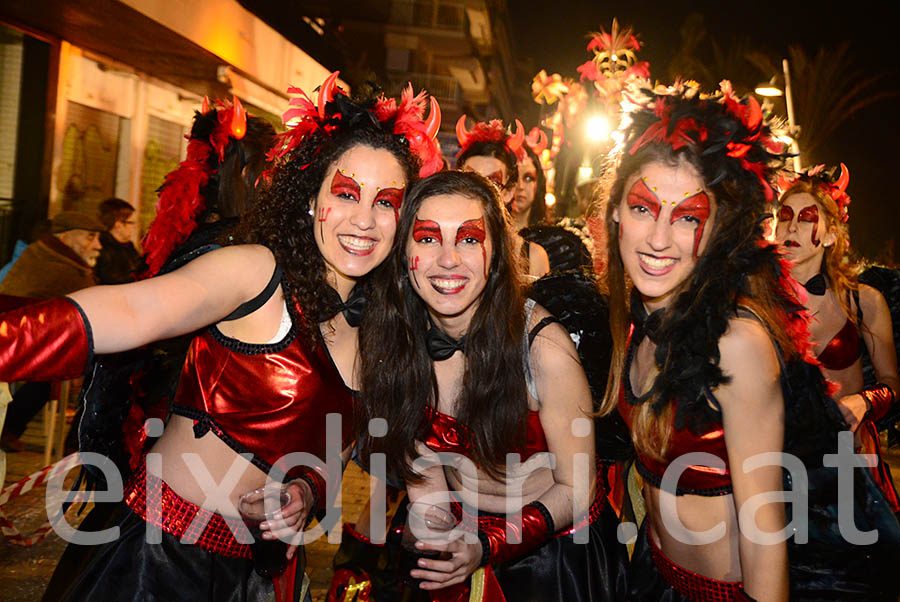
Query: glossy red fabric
815 317 860 371
422 405 548 460
170 326 354 472
618 337 732 495
0 296 90 382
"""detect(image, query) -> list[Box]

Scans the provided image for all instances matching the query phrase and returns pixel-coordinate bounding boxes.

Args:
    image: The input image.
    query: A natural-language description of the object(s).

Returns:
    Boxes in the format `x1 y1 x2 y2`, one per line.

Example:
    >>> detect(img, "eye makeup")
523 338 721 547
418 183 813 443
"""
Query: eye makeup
412 218 442 244
670 191 711 260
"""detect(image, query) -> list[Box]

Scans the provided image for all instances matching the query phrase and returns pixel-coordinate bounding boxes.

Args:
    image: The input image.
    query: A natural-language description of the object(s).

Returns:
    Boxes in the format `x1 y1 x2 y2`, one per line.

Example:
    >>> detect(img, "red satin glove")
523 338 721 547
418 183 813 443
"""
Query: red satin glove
861 383 896 423
477 501 554 566
0 297 92 382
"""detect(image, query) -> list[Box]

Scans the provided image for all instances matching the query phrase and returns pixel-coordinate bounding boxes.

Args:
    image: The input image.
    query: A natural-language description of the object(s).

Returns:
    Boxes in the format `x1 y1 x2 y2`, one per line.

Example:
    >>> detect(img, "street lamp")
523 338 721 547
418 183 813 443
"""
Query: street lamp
754 61 801 172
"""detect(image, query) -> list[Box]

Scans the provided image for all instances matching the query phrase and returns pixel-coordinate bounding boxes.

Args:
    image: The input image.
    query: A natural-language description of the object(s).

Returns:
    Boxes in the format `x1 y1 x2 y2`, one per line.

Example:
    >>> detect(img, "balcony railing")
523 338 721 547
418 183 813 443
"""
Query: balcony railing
386 72 463 108
388 0 466 30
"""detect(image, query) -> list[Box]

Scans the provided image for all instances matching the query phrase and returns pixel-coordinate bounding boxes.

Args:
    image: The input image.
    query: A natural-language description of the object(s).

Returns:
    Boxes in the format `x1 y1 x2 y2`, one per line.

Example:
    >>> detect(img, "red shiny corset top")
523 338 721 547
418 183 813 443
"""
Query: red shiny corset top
170 323 354 474
618 342 732 496
816 318 861 371
422 405 549 461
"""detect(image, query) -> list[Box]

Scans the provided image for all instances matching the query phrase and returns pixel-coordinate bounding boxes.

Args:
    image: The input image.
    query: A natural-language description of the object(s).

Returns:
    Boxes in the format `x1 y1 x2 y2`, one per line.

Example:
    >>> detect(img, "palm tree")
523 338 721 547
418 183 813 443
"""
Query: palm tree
748 43 898 162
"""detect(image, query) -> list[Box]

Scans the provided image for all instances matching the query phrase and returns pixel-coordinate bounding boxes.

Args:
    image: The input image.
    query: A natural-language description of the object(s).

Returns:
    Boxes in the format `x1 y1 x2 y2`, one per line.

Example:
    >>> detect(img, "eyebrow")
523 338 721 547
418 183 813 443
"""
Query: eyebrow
456 218 486 244
331 170 360 198
626 178 662 219
375 187 404 211
412 218 442 242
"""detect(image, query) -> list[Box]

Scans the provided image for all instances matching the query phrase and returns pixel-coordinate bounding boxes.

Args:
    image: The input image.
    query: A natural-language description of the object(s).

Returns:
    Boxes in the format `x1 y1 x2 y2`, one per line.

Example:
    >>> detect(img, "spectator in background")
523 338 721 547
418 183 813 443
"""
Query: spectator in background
0 211 103 452
95 197 141 284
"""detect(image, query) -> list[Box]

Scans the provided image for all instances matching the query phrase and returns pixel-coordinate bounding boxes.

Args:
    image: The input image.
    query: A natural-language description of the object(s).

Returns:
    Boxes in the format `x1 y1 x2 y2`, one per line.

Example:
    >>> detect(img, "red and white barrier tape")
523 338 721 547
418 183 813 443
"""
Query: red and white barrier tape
0 453 82 546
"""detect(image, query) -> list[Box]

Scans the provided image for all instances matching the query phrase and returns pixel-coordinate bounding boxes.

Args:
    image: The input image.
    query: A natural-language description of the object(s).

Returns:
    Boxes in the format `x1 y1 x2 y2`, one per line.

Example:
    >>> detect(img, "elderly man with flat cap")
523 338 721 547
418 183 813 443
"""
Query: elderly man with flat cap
0 211 103 451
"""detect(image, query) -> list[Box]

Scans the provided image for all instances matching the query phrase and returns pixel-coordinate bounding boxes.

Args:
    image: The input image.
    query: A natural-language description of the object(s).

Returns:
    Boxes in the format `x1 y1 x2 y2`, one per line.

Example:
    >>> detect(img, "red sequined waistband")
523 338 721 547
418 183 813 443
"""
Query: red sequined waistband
648 533 743 602
124 463 252 559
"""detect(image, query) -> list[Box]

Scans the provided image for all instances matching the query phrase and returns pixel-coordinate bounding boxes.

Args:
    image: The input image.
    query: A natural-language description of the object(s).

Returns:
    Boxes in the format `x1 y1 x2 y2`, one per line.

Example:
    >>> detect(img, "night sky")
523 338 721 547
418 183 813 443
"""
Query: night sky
509 0 900 262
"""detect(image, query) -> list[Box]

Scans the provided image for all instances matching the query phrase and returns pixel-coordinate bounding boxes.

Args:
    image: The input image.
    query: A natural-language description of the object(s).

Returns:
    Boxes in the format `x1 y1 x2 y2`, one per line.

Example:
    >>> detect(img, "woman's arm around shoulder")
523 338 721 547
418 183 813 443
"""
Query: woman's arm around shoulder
69 244 277 353
858 284 900 394
714 316 788 602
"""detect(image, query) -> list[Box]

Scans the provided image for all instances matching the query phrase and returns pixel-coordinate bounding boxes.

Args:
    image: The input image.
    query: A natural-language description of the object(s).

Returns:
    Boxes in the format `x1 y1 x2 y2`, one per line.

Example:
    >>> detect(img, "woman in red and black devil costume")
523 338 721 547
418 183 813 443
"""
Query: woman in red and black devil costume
775 165 900 514
599 81 900 601
355 170 628 601
0 72 441 602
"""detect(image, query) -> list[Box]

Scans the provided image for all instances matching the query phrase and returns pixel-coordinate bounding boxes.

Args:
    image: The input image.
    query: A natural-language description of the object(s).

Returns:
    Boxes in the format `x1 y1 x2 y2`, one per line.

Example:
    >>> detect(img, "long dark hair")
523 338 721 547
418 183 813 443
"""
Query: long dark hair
521 144 547 226
456 141 519 193
598 91 811 461
358 170 527 482
238 98 419 350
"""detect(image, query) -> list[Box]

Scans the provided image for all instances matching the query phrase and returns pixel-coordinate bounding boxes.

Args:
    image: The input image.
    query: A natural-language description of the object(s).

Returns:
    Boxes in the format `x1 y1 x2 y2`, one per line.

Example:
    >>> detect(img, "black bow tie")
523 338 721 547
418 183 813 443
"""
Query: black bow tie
318 285 367 327
630 288 664 344
802 273 827 296
426 327 467 361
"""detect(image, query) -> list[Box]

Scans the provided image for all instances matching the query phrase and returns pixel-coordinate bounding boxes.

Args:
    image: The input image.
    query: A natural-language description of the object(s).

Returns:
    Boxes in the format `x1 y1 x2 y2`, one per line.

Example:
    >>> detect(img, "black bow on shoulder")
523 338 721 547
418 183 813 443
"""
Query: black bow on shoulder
802 273 827 296
426 327 467 361
318 285 367 327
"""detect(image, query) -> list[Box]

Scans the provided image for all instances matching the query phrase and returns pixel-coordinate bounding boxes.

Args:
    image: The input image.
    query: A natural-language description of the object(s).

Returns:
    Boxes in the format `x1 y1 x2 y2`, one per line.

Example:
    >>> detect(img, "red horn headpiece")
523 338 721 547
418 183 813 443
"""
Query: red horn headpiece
456 114 472 148
507 119 525 152
525 127 548 155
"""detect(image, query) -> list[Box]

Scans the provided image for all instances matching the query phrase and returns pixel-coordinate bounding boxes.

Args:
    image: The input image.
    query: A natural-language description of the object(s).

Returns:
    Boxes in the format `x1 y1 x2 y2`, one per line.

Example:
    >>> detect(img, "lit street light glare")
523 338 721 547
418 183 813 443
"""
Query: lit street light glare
586 115 611 142
545 192 556 207
754 84 783 97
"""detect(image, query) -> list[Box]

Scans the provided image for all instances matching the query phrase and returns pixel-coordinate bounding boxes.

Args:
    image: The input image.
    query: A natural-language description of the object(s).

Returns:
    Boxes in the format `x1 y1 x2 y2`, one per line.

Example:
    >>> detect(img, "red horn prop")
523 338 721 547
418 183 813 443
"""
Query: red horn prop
230 95 247 139
832 162 849 199
456 114 471 147
526 127 548 155
201 96 211 114
425 97 441 139
317 71 341 119
507 119 525 152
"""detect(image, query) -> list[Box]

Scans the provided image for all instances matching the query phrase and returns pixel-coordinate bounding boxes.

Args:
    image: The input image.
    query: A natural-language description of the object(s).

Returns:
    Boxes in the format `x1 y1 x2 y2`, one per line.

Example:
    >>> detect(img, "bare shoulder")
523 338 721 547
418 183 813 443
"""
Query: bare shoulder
170 244 277 298
527 302 575 351
715 316 781 410
857 283 889 317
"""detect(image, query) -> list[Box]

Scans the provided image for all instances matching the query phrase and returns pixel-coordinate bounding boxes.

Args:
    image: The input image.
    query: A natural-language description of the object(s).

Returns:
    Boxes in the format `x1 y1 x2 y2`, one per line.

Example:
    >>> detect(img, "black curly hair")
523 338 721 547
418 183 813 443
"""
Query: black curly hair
237 94 420 350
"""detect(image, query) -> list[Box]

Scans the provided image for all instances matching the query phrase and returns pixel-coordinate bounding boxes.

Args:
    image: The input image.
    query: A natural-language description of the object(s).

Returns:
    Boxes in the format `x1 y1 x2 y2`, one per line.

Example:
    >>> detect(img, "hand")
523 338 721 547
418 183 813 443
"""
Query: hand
258 479 314 560
836 393 868 432
410 537 483 590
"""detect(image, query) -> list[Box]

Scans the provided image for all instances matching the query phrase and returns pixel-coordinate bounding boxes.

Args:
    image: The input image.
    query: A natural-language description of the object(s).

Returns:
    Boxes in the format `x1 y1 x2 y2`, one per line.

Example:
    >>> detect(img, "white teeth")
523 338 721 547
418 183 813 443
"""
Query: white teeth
430 278 466 290
338 235 375 250
640 254 675 269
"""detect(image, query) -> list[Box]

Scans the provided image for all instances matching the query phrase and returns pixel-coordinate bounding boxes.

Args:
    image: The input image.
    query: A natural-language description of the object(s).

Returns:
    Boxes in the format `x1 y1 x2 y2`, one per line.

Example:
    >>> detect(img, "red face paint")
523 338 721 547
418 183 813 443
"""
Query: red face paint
408 256 419 270
375 187 404 224
798 204 820 246
777 205 794 223
670 191 711 260
626 179 662 220
330 170 361 201
456 218 488 278
412 218 442 244
317 207 331 222
487 170 505 188
455 218 486 244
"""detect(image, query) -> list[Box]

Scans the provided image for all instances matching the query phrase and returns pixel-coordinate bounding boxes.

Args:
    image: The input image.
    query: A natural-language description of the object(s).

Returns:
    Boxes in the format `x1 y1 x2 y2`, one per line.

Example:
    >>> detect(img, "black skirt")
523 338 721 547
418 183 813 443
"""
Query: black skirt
42 501 302 602
491 502 628 602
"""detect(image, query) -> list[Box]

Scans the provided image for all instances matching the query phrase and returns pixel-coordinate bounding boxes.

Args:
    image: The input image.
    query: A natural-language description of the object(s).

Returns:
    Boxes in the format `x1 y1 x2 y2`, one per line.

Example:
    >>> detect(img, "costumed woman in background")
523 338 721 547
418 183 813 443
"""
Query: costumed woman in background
455 116 551 278
357 170 626 601
599 82 900 601
76 97 276 477
775 164 899 512
0 72 441 602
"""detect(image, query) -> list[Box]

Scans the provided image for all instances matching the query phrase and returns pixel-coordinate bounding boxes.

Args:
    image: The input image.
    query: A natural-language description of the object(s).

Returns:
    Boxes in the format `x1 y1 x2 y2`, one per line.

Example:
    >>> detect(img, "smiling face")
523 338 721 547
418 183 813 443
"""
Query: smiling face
513 157 537 217
774 191 831 269
406 193 493 325
613 160 715 311
312 145 407 290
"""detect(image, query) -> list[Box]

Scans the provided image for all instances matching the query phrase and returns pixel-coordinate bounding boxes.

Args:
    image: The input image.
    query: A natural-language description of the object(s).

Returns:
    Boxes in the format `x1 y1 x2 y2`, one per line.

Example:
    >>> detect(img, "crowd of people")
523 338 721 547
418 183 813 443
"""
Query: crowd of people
0 69 898 602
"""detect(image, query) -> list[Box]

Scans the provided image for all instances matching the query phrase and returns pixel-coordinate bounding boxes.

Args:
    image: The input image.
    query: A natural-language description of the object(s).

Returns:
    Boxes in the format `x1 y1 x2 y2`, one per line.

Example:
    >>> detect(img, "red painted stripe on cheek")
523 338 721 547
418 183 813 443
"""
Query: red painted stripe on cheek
377 188 404 224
